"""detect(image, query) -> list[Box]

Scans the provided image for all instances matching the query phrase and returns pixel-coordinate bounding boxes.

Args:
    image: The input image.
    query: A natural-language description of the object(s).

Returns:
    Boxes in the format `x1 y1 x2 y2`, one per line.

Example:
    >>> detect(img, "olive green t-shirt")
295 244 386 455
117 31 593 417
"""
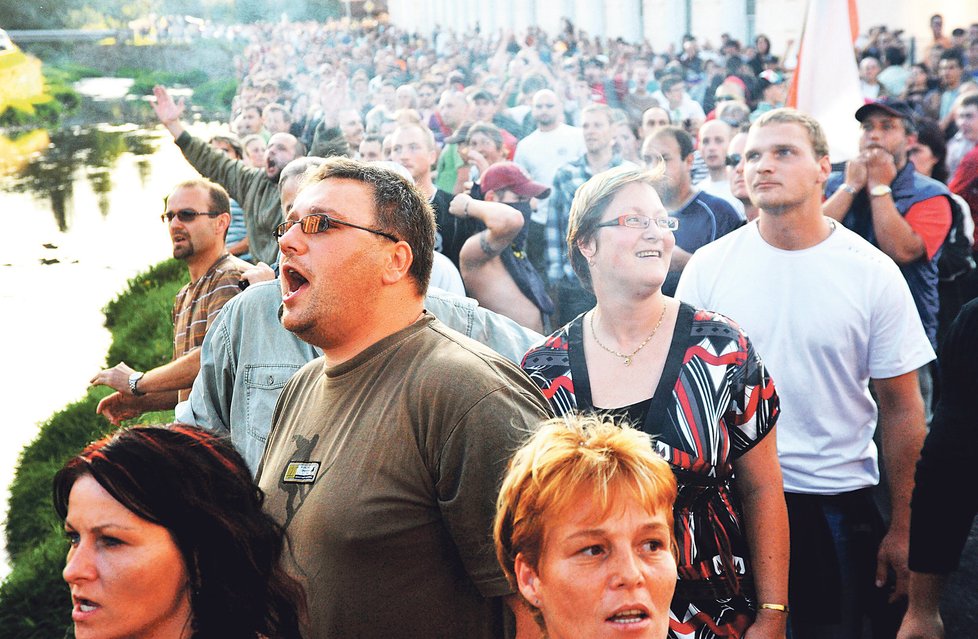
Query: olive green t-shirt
257 315 552 638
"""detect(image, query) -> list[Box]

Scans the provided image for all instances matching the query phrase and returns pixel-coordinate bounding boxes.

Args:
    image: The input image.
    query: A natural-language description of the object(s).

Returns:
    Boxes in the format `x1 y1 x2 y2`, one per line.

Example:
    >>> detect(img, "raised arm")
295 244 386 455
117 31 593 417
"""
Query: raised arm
152 85 188 139
451 193 525 270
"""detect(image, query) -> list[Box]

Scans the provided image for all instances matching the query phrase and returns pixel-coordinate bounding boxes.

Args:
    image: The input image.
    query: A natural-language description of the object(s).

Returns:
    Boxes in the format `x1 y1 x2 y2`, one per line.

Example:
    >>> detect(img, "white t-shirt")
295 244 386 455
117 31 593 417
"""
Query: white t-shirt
514 124 585 224
675 220 934 494
430 251 466 297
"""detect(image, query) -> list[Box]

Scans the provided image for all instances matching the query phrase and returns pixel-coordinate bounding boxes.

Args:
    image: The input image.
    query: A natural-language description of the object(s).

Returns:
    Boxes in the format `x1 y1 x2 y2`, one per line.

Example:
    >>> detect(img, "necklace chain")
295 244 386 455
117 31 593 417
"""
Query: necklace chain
590 302 668 366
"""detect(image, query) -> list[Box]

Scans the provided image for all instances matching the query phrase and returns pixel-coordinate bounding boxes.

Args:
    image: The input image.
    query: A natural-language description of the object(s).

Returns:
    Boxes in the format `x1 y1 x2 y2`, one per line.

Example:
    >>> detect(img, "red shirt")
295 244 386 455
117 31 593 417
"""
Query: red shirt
949 145 978 246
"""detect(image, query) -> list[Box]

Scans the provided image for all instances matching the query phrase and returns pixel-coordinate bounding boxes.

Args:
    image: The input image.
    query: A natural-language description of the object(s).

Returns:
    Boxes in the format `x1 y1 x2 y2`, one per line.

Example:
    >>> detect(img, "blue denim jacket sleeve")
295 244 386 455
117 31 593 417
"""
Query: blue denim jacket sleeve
424 288 544 364
184 281 319 476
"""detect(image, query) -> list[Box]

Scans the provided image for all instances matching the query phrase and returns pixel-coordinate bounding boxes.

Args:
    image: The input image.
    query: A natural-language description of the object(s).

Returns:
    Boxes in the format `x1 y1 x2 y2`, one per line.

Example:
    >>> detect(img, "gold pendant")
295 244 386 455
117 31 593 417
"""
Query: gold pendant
624 357 632 366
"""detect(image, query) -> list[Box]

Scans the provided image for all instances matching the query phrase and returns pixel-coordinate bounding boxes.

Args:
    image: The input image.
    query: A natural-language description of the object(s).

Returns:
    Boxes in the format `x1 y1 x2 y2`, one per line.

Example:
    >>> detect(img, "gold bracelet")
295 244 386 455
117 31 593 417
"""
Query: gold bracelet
758 603 789 613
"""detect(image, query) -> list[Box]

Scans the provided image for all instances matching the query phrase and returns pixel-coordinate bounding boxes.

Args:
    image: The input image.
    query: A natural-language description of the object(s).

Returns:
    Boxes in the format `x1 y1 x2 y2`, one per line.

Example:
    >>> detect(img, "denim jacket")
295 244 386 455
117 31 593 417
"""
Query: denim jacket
176 282 543 476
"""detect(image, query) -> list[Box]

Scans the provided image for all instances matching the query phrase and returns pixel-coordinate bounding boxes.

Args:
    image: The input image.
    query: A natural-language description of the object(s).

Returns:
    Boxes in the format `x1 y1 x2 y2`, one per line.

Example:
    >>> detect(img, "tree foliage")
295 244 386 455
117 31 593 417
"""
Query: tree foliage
1 0 342 30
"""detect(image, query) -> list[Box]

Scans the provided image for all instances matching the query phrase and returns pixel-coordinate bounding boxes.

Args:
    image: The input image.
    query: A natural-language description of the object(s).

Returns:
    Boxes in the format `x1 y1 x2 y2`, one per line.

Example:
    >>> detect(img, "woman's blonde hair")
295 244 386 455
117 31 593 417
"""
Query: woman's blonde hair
493 414 677 624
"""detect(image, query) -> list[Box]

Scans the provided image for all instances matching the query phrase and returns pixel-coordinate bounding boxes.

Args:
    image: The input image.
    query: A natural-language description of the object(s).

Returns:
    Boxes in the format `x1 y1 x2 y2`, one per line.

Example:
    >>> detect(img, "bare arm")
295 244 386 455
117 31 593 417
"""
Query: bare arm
95 390 179 425
451 194 525 270
227 235 250 256
823 157 868 222
869 191 926 263
90 349 202 397
873 370 928 602
897 572 946 639
734 430 789 639
865 150 926 263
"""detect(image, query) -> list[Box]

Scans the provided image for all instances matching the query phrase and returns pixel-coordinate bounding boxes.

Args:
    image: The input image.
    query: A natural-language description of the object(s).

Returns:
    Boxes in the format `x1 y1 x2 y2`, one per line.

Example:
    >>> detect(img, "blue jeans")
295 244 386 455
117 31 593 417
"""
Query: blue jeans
785 491 904 639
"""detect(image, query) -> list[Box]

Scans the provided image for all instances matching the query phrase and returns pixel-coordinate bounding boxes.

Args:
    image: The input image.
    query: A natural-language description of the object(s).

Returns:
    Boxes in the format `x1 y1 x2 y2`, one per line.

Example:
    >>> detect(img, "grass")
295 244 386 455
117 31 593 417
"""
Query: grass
0 259 186 638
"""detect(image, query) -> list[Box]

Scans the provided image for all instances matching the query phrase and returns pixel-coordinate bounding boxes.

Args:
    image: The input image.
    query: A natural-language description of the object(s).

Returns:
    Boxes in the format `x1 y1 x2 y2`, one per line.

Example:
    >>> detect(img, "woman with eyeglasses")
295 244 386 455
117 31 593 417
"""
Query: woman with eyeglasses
521 165 788 639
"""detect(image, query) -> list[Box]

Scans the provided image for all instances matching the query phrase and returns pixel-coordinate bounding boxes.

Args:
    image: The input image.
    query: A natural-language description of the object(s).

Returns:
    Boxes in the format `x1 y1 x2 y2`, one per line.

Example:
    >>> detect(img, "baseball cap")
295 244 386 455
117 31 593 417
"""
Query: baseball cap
758 69 784 85
445 122 473 144
855 98 914 123
480 162 551 199
469 89 495 102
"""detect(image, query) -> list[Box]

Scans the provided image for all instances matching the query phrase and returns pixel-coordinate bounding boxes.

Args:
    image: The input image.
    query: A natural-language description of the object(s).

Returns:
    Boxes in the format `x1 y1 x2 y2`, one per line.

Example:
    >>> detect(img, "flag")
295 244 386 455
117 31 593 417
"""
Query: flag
786 0 863 162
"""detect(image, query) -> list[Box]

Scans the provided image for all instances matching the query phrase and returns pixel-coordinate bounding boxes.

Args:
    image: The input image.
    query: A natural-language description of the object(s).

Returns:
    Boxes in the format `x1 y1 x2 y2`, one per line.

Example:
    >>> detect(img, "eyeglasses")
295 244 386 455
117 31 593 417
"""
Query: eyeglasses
274 213 398 242
725 153 743 167
715 95 737 103
596 214 679 231
161 210 223 223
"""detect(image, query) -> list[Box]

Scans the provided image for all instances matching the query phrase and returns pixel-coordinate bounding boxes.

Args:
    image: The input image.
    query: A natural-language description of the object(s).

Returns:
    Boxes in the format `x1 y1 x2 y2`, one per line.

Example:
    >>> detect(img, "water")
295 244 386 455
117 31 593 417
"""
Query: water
0 118 215 578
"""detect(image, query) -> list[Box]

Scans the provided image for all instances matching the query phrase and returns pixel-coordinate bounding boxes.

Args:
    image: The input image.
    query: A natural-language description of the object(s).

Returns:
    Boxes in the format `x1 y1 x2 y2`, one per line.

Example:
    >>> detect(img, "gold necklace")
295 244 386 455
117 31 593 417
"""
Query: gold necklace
590 302 667 366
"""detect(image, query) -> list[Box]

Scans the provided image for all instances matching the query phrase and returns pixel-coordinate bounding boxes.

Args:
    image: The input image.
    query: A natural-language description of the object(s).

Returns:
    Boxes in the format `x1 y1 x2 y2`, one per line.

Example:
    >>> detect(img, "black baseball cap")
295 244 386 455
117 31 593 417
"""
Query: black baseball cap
855 98 914 123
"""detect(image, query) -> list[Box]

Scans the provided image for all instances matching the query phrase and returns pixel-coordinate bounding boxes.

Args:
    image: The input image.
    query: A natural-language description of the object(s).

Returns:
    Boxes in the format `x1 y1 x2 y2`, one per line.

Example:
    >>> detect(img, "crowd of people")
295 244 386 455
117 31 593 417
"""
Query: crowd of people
71 10 978 639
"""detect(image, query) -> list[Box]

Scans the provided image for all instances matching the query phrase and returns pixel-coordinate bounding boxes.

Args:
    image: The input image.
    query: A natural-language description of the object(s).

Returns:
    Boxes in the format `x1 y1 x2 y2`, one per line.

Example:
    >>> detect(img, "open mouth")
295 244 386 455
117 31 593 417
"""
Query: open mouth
281 265 309 302
72 595 100 619
606 608 650 625
636 250 662 258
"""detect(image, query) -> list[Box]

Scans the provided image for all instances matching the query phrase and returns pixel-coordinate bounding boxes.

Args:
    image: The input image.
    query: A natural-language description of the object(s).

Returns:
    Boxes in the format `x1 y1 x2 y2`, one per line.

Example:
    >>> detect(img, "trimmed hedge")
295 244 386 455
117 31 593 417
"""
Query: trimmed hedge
0 259 185 638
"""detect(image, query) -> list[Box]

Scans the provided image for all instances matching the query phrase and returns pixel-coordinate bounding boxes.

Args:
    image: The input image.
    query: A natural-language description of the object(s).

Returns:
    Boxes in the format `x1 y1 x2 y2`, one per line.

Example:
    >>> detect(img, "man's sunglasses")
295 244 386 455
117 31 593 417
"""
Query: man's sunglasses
274 213 398 242
161 210 223 223
725 153 743 167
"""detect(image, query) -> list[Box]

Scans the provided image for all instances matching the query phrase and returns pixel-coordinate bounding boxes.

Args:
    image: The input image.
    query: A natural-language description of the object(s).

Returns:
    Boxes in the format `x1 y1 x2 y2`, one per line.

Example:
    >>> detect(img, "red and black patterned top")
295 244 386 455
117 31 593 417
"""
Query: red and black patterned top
520 303 779 601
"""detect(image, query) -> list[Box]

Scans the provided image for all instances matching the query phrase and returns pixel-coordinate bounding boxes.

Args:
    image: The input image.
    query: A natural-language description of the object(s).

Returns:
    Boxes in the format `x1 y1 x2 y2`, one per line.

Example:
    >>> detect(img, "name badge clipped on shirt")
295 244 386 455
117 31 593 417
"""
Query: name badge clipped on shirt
283 461 320 484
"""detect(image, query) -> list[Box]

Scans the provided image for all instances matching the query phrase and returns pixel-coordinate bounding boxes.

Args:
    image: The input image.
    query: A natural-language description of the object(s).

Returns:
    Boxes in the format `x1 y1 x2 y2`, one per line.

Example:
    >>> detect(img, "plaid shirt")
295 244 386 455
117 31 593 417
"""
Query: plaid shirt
546 153 633 284
172 253 250 401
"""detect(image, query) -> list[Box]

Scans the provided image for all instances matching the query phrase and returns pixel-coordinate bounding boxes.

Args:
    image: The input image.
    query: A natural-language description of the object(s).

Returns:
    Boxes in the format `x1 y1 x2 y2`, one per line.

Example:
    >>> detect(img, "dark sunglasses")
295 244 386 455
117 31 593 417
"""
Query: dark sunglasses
725 153 743 167
274 213 398 242
161 209 223 223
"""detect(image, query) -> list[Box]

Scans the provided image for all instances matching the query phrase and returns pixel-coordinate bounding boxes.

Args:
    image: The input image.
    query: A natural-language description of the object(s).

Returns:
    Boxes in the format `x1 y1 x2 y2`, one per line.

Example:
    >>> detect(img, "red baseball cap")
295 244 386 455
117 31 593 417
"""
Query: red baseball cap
480 162 551 198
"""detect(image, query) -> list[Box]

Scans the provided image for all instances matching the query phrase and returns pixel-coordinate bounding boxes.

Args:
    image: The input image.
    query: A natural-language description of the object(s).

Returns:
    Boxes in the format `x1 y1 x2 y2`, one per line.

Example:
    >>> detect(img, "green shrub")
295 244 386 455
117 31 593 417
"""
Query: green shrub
124 68 209 97
4 389 113 560
0 259 186 637
0 534 72 638
190 77 238 112
103 258 184 369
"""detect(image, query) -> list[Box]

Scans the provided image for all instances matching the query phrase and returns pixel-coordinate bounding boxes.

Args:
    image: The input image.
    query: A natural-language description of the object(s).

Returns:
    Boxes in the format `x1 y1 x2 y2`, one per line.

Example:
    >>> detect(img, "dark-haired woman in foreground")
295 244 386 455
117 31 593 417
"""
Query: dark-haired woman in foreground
54 424 305 639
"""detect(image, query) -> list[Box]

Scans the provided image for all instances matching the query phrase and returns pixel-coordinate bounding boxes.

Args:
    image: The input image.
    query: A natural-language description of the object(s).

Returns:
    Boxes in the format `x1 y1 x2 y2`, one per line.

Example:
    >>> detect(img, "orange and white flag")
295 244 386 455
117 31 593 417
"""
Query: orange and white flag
786 0 863 162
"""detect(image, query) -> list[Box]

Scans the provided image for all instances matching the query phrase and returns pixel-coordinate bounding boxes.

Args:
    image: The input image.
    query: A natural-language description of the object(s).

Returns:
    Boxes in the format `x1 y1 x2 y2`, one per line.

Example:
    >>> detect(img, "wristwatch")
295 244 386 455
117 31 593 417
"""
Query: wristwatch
869 184 892 198
841 183 858 195
128 371 146 397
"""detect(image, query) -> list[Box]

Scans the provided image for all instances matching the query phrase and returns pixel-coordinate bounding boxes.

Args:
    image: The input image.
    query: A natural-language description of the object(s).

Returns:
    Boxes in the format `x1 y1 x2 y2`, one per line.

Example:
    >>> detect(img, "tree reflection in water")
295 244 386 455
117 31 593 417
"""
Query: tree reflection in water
0 126 159 231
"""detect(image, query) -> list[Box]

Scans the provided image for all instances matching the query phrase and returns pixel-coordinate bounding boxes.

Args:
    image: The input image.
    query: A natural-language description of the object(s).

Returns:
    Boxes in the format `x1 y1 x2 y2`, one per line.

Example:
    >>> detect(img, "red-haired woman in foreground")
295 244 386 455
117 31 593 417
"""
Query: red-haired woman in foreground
495 415 679 639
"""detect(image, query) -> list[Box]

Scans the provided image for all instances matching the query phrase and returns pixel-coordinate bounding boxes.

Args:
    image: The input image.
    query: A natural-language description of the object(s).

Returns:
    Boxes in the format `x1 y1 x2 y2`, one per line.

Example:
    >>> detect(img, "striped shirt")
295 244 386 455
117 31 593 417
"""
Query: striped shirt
546 153 634 284
172 253 250 401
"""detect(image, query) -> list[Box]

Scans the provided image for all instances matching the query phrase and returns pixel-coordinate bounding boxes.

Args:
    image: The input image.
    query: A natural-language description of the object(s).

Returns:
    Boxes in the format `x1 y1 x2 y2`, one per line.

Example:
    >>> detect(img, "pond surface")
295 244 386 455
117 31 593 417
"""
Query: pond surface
0 118 216 578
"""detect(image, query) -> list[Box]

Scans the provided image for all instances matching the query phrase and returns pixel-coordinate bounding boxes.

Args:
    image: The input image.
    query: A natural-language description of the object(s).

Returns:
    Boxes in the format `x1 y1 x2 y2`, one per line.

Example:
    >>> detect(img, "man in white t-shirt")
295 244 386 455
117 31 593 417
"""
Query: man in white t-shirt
514 89 585 272
676 108 934 639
